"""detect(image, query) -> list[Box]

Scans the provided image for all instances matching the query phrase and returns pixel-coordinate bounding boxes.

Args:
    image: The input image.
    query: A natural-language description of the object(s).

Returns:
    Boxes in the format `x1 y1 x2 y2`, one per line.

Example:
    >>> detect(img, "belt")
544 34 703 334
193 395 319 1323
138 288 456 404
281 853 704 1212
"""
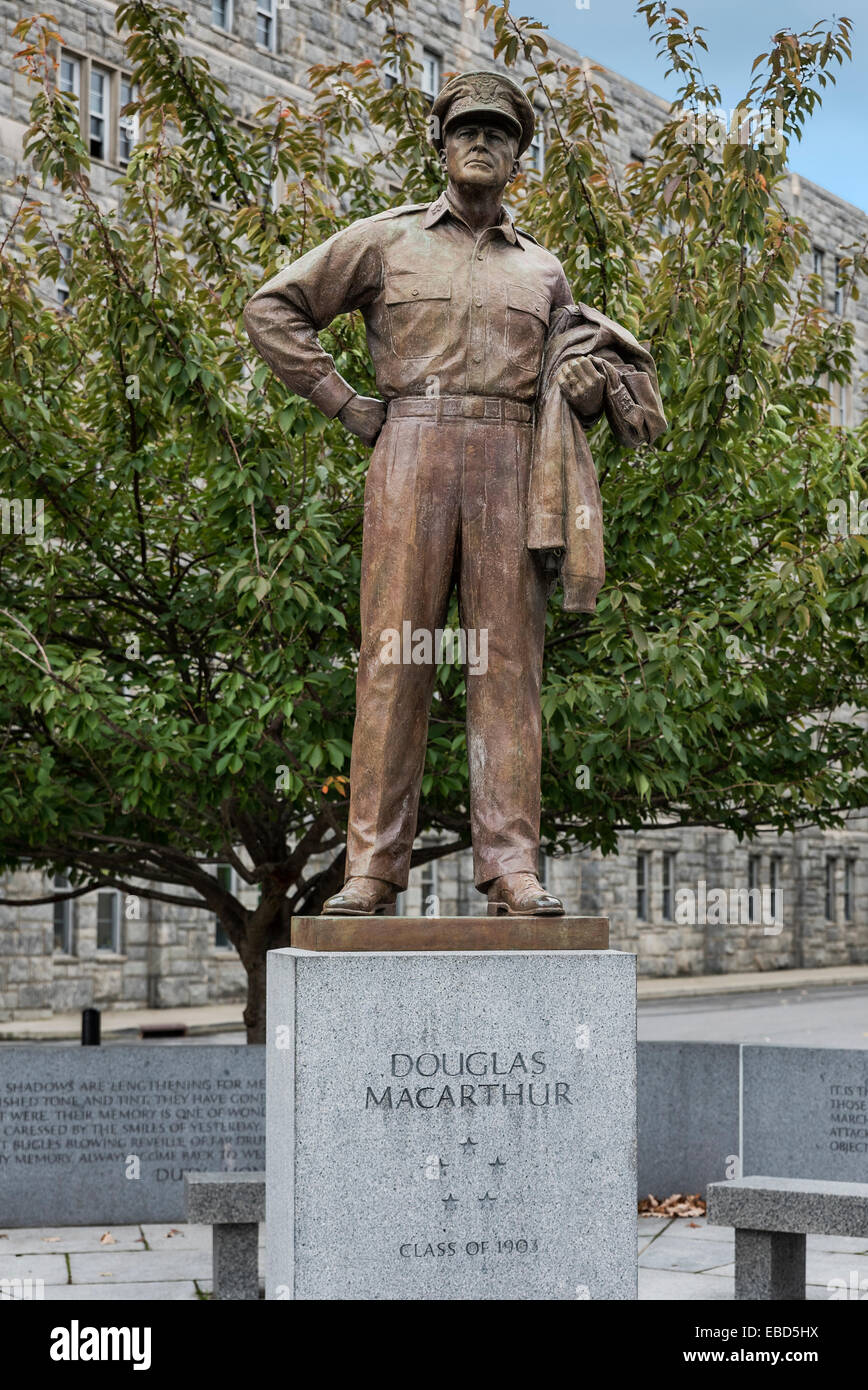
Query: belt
388 395 534 423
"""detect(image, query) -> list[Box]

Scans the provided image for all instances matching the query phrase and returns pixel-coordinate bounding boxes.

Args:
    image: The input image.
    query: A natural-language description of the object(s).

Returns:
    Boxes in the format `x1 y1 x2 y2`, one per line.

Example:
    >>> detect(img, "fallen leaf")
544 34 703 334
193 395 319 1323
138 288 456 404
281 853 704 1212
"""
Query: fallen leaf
99 1232 116 1245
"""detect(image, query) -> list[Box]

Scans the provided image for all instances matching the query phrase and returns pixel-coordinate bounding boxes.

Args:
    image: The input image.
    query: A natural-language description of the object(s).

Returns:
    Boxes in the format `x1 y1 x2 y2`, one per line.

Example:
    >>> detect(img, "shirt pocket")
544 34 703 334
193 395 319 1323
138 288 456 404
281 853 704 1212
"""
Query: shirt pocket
504 282 550 370
385 274 452 359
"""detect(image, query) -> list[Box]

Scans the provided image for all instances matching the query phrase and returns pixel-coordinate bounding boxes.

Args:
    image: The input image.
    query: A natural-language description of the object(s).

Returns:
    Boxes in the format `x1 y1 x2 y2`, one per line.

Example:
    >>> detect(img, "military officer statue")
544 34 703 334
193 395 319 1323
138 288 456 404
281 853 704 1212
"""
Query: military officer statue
244 71 666 919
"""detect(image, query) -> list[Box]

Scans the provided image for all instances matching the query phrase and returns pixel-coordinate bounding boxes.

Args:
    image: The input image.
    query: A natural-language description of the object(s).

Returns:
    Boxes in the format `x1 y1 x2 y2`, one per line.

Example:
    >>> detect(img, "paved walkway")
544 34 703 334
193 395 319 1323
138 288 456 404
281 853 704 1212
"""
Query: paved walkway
3 1217 866 1299
4 964 867 1042
638 1216 868 1300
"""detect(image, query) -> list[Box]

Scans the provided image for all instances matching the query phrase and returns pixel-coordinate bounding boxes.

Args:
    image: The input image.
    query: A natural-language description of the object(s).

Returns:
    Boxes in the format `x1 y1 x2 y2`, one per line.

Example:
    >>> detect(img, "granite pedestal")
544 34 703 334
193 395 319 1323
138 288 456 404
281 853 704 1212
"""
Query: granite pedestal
266 918 636 1301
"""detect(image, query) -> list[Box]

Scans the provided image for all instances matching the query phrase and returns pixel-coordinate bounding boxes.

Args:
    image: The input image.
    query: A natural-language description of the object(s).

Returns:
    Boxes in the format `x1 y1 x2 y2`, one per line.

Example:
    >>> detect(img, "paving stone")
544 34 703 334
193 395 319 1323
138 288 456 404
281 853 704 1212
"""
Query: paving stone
69 1249 210 1284
806 1233 868 1254
639 1267 733 1300
0 1253 68 1285
804 1250 868 1287
639 1238 737 1273
0 1225 144 1255
140 1223 212 1250
45 1280 202 1301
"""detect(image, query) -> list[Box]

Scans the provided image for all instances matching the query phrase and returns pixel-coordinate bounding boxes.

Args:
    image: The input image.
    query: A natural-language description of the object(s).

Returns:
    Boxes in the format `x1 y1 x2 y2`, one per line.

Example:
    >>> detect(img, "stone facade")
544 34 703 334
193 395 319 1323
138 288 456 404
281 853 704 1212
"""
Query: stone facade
0 1 865 1017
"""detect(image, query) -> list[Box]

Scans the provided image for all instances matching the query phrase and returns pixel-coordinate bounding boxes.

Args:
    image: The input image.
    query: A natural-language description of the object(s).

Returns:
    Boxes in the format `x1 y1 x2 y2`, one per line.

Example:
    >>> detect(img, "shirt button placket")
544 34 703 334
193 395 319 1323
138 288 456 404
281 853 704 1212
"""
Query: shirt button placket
469 238 487 391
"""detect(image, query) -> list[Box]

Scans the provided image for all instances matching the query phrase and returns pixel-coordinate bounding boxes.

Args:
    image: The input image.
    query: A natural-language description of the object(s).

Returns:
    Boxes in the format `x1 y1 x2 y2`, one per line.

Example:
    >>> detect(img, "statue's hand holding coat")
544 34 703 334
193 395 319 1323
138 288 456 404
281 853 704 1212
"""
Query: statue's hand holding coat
557 356 606 417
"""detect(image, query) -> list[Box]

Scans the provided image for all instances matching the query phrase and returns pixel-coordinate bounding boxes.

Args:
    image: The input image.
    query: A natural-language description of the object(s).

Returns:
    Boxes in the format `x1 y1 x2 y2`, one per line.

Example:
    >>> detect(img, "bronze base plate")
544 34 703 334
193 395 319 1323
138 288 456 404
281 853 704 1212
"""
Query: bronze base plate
290 915 609 952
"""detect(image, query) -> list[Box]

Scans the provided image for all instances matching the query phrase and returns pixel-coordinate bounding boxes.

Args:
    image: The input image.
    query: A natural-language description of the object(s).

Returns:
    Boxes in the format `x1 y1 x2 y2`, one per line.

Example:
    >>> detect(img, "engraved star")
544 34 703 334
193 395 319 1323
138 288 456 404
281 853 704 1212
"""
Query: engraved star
489 1156 507 1170
460 1137 477 1154
478 1192 497 1207
442 1194 459 1211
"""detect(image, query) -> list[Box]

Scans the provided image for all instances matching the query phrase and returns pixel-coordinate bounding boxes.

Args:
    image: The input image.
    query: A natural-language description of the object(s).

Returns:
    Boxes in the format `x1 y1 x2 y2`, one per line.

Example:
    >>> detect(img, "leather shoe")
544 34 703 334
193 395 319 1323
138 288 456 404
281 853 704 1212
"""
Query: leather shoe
322 876 398 916
487 871 564 917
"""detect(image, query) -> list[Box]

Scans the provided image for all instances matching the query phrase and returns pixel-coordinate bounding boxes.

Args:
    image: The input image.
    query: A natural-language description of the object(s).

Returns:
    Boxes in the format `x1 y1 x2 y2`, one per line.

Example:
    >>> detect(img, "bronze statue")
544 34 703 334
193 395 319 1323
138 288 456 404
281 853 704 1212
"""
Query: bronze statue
244 71 666 919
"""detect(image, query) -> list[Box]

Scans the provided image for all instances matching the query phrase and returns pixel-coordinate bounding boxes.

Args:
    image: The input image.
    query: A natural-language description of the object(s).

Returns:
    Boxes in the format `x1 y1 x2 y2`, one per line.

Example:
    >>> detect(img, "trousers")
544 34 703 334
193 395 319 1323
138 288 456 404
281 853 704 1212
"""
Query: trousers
345 395 549 890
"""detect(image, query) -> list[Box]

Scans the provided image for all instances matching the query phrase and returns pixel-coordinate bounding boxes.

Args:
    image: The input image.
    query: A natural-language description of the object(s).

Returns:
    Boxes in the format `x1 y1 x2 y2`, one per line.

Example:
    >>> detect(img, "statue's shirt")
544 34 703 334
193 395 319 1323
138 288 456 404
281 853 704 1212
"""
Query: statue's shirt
243 192 573 416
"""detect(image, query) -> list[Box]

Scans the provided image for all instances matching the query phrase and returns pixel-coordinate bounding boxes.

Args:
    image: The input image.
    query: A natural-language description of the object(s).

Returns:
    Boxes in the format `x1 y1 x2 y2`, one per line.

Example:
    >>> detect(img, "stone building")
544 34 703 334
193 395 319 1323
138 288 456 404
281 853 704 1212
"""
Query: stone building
0 0 865 1018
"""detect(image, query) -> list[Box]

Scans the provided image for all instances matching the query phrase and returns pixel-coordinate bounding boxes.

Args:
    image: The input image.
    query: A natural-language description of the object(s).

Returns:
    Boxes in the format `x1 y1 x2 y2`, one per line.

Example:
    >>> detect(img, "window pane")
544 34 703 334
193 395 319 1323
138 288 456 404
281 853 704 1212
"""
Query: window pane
662 852 674 920
119 78 137 163
90 69 107 160
53 874 72 952
97 890 118 951
747 855 760 922
636 853 648 920
843 860 854 922
769 857 781 920
421 50 440 97
825 858 836 920
60 56 80 97
90 69 106 114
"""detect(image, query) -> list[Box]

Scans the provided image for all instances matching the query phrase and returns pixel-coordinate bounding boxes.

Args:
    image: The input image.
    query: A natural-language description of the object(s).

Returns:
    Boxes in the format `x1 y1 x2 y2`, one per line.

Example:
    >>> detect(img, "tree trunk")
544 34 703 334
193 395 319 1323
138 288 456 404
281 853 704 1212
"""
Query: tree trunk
242 952 267 1044
240 896 292 1044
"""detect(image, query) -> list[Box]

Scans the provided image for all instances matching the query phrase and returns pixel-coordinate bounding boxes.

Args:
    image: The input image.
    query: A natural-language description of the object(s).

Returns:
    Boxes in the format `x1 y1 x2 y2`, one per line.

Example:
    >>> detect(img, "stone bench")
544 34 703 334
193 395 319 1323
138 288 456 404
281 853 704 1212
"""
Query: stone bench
707 1175 868 1300
184 1172 265 1300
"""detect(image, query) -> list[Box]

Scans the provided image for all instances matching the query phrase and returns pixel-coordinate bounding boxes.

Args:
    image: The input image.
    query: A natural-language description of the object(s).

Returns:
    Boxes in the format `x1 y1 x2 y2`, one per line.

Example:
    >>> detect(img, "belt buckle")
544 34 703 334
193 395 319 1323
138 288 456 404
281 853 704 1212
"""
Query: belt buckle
467 398 484 419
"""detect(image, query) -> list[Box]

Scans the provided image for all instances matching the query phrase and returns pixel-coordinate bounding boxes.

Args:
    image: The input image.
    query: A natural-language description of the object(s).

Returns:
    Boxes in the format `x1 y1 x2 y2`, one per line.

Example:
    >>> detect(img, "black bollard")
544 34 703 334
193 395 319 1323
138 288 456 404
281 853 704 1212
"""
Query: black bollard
81 1007 101 1046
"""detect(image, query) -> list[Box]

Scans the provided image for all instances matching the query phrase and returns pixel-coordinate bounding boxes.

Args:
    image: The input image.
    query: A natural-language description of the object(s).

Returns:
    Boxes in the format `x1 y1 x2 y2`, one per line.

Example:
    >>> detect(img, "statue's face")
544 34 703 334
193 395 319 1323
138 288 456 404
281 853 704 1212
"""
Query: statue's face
440 117 520 192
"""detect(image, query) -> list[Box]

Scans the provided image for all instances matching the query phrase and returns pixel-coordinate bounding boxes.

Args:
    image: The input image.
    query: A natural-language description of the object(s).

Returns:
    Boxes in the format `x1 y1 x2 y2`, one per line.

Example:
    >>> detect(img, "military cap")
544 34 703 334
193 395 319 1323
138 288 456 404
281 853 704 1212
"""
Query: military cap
430 70 536 157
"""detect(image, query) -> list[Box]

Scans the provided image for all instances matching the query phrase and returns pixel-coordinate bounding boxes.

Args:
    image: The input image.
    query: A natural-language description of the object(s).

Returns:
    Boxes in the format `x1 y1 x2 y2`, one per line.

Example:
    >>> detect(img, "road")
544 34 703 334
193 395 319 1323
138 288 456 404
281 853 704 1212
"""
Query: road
638 984 868 1048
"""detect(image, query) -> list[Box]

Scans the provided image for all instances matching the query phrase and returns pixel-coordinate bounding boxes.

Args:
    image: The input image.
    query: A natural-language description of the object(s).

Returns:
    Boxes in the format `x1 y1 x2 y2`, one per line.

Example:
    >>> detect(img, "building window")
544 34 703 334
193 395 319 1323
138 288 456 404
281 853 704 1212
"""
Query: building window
636 852 649 921
118 76 138 165
661 851 675 921
60 54 80 100
96 888 122 952
384 56 400 90
60 53 143 168
53 873 75 954
843 859 855 922
56 242 71 305
212 0 233 29
825 856 837 922
529 119 545 175
256 0 276 50
747 853 761 924
419 855 439 915
769 855 782 923
89 66 109 160
833 256 843 316
214 864 235 947
829 379 850 429
420 49 441 100
812 247 824 278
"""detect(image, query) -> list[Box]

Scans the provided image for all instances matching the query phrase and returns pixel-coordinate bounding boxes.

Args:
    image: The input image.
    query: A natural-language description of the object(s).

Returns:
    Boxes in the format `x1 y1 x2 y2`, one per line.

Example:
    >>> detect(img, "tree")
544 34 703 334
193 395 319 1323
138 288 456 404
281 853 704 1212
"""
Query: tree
1 0 866 1041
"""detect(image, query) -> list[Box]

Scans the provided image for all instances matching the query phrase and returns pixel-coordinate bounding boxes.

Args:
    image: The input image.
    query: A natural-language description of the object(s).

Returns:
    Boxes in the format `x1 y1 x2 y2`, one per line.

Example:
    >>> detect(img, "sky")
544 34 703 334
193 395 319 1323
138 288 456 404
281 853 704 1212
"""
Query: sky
522 0 867 211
